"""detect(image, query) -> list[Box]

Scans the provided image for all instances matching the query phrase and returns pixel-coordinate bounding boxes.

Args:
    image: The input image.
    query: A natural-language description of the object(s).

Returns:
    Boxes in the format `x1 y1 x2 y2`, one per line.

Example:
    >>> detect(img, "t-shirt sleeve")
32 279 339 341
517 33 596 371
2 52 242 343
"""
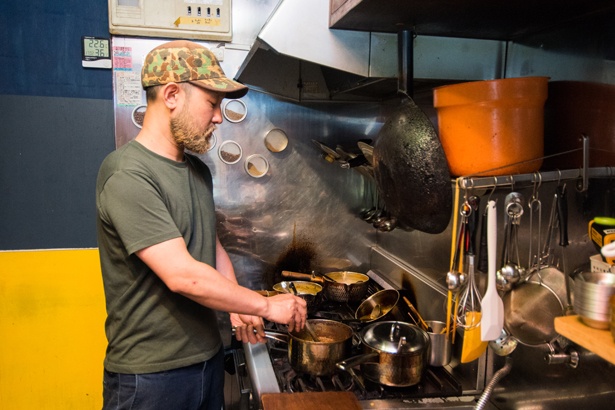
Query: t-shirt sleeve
98 169 182 255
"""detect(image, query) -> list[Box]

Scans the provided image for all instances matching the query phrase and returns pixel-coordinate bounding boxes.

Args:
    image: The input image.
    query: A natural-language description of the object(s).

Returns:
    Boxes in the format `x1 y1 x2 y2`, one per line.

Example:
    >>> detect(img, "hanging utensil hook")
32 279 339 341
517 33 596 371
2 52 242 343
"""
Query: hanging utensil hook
486 177 498 205
531 172 542 202
528 172 542 269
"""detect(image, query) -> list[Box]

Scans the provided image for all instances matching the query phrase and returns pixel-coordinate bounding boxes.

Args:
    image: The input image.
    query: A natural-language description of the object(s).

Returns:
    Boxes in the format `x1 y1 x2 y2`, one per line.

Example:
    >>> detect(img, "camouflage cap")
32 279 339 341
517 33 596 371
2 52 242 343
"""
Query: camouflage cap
141 40 248 99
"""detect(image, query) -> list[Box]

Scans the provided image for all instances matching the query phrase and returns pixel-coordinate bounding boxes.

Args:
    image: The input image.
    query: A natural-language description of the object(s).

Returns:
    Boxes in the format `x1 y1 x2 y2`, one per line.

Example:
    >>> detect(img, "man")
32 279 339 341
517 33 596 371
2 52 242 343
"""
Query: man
96 40 307 410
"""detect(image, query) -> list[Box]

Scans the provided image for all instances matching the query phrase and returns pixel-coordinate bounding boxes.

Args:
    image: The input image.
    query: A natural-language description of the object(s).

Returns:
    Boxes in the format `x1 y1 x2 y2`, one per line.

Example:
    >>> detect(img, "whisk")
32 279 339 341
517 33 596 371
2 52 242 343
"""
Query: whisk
456 253 482 329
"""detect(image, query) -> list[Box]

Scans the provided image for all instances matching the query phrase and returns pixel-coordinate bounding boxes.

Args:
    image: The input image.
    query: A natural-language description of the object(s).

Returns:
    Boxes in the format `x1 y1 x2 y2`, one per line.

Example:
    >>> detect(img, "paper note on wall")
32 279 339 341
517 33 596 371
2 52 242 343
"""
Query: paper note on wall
115 71 142 106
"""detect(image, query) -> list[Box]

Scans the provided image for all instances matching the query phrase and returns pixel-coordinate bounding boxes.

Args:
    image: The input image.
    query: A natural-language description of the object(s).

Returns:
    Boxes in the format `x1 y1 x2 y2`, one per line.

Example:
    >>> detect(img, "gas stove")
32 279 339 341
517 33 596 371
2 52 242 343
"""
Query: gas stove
239 270 478 410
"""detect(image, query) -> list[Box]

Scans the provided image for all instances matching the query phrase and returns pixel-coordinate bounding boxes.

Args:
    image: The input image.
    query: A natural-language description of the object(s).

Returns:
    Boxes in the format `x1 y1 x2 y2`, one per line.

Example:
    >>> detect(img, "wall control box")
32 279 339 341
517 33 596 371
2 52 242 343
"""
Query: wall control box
109 0 232 42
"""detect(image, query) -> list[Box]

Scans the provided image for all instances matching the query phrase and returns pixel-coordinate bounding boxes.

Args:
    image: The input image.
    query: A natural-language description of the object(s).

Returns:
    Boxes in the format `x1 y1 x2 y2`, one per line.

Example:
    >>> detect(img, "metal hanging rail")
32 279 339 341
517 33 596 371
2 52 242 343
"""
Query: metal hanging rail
457 136 614 191
457 167 614 190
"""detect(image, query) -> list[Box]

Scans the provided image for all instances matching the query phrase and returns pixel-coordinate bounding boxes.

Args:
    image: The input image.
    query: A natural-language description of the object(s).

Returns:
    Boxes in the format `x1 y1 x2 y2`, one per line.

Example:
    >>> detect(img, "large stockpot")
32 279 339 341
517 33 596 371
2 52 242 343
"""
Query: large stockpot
265 319 354 376
336 321 430 387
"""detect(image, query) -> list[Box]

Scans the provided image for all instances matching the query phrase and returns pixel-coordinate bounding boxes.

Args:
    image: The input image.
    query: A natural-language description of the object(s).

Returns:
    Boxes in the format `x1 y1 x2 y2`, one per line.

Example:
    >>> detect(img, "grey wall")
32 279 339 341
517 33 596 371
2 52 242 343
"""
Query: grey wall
0 95 114 249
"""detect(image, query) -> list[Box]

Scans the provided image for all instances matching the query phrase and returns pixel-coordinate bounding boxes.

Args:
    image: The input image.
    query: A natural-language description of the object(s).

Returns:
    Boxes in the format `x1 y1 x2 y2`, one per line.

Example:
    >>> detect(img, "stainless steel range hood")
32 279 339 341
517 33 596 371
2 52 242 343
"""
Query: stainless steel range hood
235 0 397 101
235 0 506 102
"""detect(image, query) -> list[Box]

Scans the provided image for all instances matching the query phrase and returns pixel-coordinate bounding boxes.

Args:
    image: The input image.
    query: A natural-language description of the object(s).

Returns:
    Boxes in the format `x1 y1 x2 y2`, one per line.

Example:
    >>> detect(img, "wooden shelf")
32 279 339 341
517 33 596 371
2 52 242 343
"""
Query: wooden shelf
554 315 615 365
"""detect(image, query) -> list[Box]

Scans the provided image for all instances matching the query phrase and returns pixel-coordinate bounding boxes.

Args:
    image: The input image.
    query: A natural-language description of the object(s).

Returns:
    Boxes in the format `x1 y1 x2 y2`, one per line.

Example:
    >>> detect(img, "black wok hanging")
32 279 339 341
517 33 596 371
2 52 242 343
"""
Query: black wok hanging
372 29 452 234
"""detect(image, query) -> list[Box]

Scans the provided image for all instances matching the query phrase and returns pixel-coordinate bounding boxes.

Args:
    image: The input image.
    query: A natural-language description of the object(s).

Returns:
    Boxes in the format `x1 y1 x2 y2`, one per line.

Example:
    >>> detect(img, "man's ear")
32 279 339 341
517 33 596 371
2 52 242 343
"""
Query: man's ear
161 82 182 109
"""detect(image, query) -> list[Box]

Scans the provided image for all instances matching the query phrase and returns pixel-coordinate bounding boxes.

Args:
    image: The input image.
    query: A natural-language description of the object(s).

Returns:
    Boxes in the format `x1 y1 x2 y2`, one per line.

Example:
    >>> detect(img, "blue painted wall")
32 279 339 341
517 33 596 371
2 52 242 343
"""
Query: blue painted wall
0 0 112 99
0 0 115 250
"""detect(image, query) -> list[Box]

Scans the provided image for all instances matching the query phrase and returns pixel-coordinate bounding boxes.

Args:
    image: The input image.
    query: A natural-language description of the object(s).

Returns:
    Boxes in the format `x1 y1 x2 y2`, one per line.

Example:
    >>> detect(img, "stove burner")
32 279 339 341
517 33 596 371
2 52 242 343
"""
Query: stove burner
288 370 355 393
257 280 464 403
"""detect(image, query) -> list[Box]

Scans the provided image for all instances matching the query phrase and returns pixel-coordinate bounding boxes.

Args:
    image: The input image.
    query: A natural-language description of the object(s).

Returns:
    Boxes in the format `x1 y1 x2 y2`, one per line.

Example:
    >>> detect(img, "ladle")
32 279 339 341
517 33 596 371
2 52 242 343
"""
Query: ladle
446 202 470 291
497 193 525 290
278 281 294 294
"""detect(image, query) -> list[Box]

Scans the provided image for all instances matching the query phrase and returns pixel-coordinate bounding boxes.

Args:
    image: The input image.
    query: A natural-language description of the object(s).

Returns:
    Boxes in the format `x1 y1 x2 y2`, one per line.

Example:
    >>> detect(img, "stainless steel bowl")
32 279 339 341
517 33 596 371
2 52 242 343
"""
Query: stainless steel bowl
574 272 615 329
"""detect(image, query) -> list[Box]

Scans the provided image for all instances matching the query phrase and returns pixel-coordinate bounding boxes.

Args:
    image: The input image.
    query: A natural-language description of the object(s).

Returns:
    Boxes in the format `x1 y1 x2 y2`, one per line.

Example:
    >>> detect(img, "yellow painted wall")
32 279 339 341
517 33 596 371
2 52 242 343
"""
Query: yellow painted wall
0 249 106 409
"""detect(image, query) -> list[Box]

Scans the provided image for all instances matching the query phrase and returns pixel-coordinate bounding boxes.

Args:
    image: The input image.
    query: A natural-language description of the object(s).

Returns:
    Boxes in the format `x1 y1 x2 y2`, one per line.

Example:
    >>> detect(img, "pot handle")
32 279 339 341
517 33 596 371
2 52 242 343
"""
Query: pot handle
336 352 378 391
335 351 379 373
232 327 289 344
281 270 324 283
263 330 289 344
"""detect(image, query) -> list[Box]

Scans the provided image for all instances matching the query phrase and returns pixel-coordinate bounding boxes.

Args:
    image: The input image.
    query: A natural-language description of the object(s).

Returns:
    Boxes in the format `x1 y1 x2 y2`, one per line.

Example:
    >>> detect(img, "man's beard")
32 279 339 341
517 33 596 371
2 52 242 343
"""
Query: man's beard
170 108 216 154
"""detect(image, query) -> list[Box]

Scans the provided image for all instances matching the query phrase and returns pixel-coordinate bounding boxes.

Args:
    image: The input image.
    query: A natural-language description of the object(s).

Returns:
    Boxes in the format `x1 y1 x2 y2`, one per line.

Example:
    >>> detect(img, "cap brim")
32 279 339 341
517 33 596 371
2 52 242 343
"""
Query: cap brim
190 79 249 99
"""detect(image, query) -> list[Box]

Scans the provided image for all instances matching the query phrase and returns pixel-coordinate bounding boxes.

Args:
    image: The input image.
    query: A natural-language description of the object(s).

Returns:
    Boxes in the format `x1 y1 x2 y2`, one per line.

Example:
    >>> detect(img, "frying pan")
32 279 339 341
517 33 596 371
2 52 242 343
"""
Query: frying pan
372 29 452 234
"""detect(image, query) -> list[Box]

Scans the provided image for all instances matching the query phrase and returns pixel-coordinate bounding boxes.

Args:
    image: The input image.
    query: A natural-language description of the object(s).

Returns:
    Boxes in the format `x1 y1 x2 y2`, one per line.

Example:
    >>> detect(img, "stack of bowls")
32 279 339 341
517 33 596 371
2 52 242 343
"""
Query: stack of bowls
573 272 615 329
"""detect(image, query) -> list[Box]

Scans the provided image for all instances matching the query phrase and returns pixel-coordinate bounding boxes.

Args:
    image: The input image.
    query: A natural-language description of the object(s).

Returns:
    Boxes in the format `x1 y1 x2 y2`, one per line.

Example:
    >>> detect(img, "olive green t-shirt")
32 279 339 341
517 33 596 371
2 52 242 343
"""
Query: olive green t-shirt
96 140 221 374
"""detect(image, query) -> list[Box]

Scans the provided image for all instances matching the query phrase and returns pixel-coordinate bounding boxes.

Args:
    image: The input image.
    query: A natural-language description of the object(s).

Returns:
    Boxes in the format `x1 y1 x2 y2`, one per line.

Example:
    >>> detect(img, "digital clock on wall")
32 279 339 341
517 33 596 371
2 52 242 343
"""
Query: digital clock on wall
82 36 111 69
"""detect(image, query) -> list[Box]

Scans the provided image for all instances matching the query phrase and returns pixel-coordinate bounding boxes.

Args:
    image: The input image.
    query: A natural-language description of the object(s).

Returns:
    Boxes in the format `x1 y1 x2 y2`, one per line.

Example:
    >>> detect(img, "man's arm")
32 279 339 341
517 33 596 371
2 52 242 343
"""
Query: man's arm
135 237 306 332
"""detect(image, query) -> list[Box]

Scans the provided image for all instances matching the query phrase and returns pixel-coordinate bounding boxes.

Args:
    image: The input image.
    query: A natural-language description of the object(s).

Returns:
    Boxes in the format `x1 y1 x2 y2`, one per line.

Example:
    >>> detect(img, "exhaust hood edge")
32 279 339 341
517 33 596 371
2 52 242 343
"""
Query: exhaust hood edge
233 0 401 101
234 0 505 101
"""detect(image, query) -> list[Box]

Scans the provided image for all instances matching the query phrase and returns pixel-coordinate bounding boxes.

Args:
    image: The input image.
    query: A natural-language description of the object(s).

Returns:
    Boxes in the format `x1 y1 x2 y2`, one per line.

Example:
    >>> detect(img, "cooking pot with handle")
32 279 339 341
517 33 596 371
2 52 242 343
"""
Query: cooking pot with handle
336 321 430 387
281 270 369 303
273 280 323 311
264 319 354 376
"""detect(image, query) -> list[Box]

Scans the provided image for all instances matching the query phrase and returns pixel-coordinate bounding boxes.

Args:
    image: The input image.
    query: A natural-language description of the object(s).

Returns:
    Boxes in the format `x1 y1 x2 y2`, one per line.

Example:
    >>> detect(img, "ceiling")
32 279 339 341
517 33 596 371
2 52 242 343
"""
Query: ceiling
330 0 615 40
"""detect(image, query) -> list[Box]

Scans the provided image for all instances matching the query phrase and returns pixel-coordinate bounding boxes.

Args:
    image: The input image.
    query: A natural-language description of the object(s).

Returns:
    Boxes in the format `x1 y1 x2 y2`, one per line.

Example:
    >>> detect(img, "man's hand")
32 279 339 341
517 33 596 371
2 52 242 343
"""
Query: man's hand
262 294 307 332
231 313 266 344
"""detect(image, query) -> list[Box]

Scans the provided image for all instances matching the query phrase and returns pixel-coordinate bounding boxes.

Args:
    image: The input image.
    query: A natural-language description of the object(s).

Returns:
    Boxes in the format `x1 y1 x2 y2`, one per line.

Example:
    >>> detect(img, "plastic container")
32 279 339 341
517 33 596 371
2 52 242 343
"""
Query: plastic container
433 77 549 177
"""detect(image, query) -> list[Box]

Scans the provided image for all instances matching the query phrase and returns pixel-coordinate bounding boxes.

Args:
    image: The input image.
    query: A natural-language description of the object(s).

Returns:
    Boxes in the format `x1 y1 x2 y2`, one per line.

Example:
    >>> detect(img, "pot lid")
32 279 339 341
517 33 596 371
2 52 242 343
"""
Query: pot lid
362 321 429 354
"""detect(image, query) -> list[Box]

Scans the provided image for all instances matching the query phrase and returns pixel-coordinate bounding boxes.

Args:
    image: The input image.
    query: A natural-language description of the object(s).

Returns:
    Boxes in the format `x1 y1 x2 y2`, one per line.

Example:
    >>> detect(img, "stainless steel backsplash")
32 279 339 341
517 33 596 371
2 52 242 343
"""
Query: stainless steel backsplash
208 89 615 409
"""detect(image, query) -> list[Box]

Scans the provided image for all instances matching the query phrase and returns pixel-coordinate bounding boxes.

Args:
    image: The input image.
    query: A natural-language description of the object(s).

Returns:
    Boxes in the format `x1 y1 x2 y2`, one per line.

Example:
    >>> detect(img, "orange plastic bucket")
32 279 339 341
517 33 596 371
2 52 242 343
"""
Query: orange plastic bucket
433 77 549 177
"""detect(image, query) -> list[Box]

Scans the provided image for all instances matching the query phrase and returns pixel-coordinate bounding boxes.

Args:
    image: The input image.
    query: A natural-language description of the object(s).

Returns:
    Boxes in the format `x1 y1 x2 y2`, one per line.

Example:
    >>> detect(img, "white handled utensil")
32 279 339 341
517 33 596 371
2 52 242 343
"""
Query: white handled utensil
481 200 505 341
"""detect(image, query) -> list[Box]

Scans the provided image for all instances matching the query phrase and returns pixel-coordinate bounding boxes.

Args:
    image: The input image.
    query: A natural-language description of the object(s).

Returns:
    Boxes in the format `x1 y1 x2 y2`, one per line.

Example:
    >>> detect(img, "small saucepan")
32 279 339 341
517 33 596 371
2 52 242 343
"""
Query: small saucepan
336 321 430 387
354 289 400 323
323 271 370 302
273 280 323 311
281 270 370 303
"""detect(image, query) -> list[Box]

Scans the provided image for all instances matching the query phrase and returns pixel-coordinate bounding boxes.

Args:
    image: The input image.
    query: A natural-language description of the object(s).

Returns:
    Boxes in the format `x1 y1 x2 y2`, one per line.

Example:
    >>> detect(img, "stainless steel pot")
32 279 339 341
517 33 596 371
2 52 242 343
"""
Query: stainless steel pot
336 321 430 387
354 289 400 323
281 270 369 303
272 281 323 311
323 271 369 302
265 319 354 376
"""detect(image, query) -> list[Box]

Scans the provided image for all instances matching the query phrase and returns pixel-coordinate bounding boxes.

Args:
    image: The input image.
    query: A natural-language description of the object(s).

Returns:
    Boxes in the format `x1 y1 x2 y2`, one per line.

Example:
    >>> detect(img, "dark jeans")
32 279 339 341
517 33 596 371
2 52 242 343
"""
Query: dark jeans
102 348 224 410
